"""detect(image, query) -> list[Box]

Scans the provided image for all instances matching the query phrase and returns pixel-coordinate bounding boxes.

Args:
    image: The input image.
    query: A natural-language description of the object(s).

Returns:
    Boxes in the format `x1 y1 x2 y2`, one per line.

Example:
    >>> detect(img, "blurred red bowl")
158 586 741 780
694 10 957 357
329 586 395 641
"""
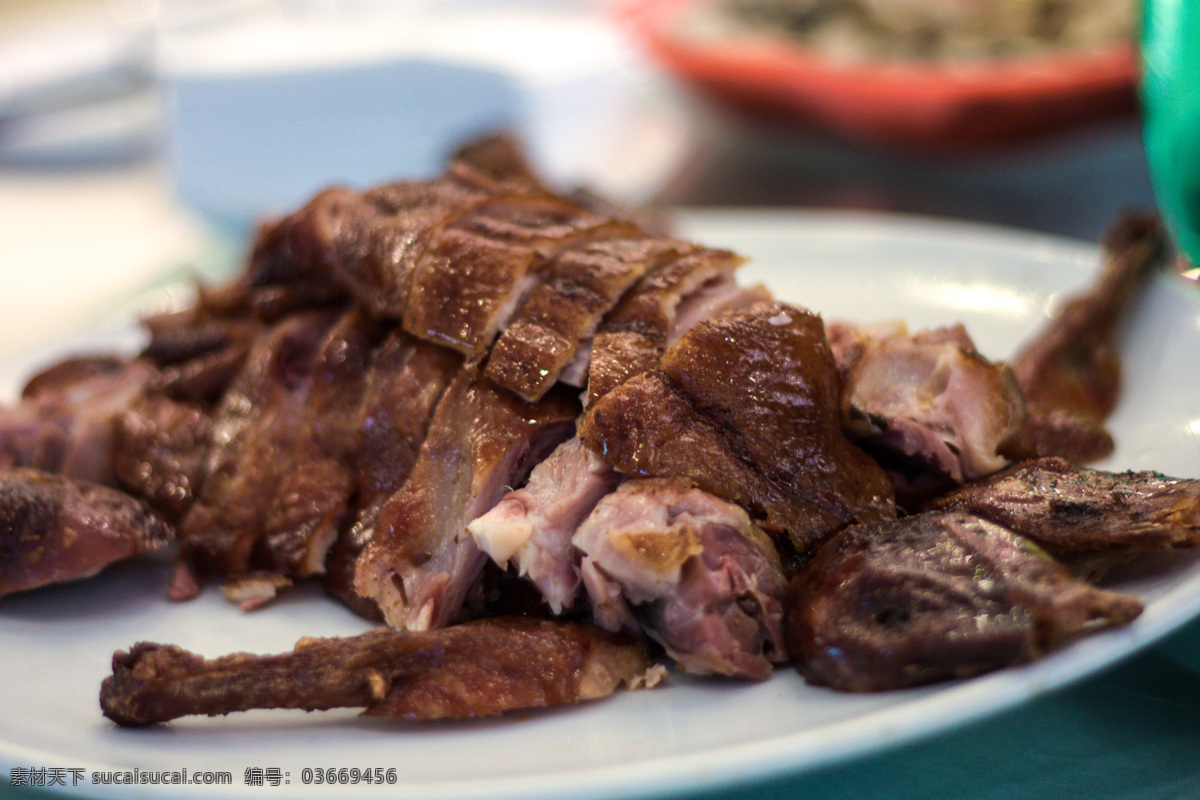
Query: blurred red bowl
622 0 1139 152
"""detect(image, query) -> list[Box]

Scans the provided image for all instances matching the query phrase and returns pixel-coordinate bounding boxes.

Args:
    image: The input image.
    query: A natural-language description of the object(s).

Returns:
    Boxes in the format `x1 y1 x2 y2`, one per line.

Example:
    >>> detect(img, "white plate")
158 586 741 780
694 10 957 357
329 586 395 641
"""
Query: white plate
2 209 1200 800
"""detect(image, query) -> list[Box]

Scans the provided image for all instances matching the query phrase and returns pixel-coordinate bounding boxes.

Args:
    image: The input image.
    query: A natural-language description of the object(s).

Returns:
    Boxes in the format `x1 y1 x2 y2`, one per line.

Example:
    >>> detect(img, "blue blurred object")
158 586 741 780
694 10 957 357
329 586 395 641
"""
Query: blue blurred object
167 57 517 227
155 4 673 230
1142 0 1200 268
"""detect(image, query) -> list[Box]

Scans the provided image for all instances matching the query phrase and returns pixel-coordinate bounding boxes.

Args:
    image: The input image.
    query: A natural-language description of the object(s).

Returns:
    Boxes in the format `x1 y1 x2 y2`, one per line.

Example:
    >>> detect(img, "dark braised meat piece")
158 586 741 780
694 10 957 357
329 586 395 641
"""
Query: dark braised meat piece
246 172 495 321
354 370 578 631
402 193 639 358
0 468 172 597
582 301 893 561
573 478 788 680
1005 213 1167 463
484 236 692 402
256 312 386 588
100 617 656 726
922 457 1200 579
785 511 1142 692
140 310 261 407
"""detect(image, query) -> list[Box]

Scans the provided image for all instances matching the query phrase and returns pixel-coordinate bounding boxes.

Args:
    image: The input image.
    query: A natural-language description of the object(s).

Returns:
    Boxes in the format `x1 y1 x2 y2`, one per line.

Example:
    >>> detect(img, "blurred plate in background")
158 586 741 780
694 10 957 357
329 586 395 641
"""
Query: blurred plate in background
622 0 1139 151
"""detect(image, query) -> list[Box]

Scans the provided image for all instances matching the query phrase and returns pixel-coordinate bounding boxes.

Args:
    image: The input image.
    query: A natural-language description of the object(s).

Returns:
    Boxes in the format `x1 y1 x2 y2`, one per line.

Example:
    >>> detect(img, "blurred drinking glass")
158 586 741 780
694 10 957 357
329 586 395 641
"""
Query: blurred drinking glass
1142 0 1200 274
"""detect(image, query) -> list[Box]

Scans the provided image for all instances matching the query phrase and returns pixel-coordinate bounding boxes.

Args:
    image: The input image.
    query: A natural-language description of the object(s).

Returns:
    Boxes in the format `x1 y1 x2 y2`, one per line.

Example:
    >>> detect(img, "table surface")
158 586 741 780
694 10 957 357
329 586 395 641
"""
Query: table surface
2 68 1198 800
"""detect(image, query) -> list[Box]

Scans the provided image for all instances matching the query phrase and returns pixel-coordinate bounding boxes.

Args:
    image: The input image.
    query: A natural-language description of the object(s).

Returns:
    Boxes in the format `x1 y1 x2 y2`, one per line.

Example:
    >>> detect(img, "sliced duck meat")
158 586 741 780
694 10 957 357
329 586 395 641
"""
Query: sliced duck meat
785 510 1143 692
322 331 462 619
403 193 639 358
582 302 894 560
140 311 262 407
1005 212 1166 463
354 369 578 631
0 468 173 597
257 311 387 584
100 616 658 726
111 392 214 524
468 437 620 613
586 246 746 404
825 320 1024 506
665 276 772 346
0 356 155 487
921 457 1200 579
484 236 693 402
573 478 787 680
247 172 496 320
176 309 340 582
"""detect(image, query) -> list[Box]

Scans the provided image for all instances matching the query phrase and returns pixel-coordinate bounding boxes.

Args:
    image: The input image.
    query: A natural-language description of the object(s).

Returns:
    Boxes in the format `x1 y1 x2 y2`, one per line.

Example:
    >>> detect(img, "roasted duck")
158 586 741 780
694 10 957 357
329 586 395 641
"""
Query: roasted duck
0 136 1186 722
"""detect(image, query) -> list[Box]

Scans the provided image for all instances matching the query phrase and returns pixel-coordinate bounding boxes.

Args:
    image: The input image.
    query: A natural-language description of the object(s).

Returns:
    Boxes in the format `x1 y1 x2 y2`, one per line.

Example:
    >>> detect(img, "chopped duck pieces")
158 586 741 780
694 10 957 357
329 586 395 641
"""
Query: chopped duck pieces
99 617 658 726
353 371 578 631
0 468 173 597
825 320 1024 503
582 301 894 560
574 479 788 680
785 511 1143 692
922 457 1200 579
0 356 156 488
468 437 620 614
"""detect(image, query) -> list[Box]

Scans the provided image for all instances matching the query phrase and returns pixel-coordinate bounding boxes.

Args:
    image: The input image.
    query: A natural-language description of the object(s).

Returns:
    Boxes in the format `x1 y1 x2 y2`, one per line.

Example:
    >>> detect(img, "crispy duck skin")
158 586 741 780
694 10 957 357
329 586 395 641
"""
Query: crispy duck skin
785 511 1143 692
483 236 693 402
99 616 656 727
257 311 387 582
111 393 213 524
1004 212 1166 463
246 170 497 320
582 301 894 561
0 468 173 597
921 457 1200 578
321 332 463 620
585 247 746 405
402 193 641 359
